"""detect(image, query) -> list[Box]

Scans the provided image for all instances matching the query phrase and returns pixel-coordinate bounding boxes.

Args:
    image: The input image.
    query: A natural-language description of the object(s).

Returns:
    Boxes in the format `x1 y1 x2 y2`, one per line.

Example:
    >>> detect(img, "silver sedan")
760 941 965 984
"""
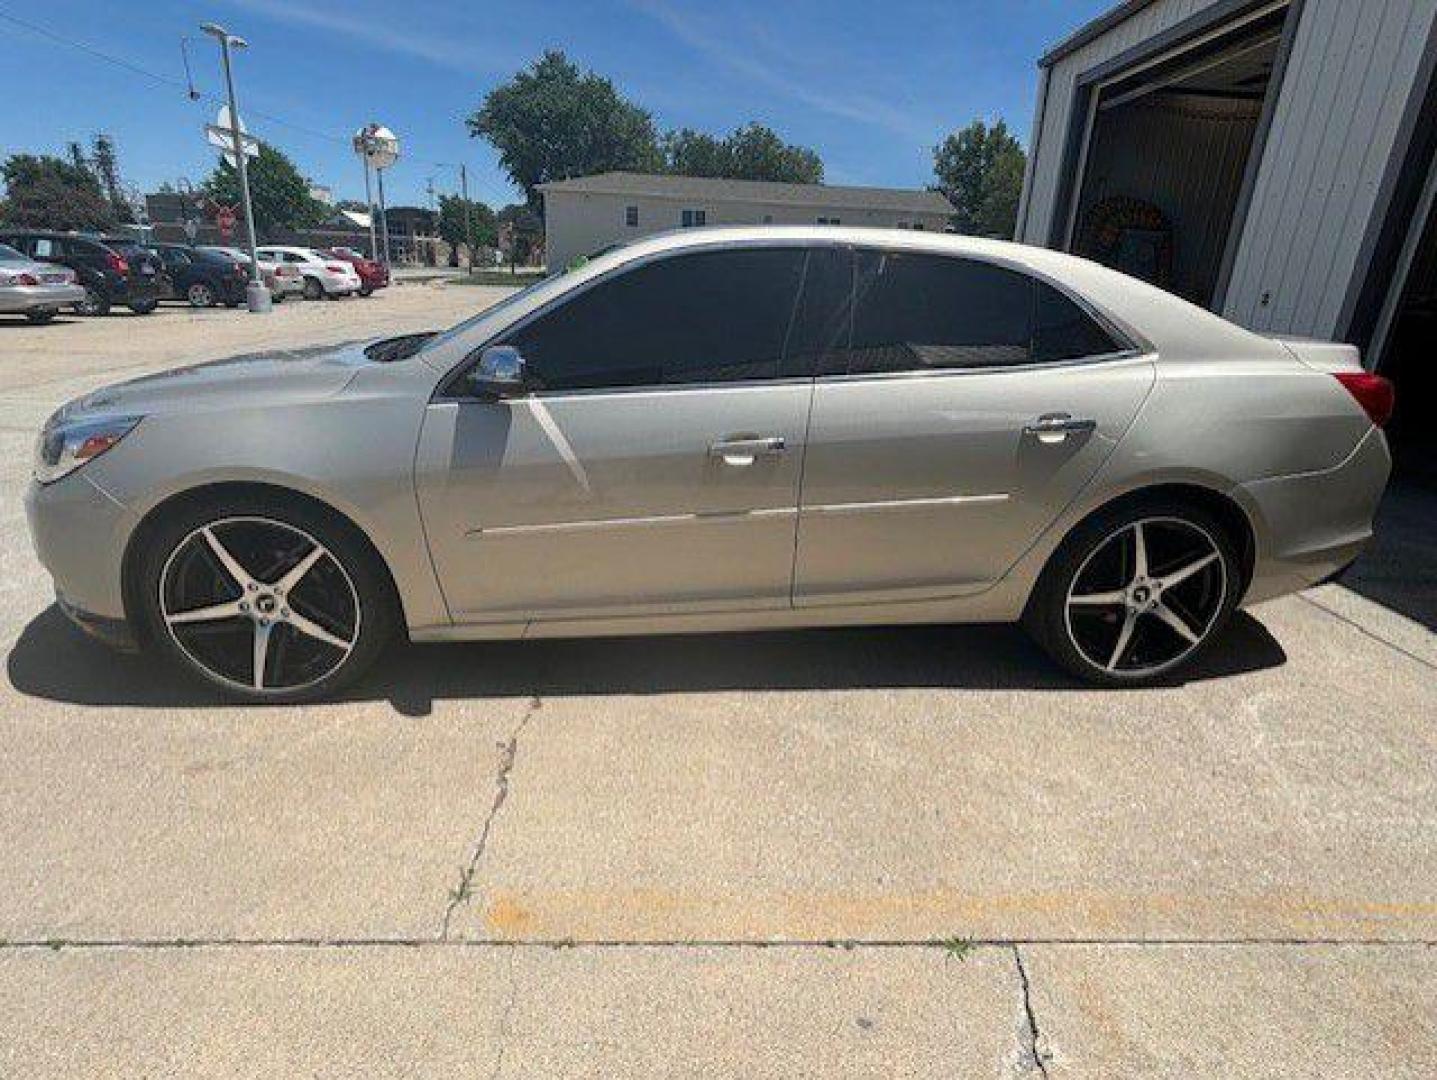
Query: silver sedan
0 243 85 323
25 228 1392 701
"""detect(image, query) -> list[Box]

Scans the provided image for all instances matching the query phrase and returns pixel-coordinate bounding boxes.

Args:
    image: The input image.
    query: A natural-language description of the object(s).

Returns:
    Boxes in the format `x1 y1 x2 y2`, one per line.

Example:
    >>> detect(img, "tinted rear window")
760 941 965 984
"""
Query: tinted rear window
849 251 1032 373
1033 281 1122 362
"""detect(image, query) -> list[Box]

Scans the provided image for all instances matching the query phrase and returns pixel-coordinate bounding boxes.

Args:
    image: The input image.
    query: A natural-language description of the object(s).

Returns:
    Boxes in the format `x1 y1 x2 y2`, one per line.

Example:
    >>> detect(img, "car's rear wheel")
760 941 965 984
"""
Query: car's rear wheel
134 495 397 703
25 309 57 324
187 282 215 307
302 276 324 300
75 287 110 316
129 298 158 315
358 283 373 297
1025 499 1240 687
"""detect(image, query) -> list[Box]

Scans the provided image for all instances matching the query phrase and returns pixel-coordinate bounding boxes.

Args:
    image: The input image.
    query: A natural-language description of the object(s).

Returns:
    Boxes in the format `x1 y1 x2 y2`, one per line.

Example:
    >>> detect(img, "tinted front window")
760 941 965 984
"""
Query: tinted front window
505 248 806 391
0 243 23 261
848 251 1032 373
1033 280 1121 362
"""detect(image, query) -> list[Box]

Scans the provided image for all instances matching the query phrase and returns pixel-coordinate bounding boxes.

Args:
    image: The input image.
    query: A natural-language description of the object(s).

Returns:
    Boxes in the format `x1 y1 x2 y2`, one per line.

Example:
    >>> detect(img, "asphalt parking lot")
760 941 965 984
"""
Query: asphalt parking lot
0 288 1433 1076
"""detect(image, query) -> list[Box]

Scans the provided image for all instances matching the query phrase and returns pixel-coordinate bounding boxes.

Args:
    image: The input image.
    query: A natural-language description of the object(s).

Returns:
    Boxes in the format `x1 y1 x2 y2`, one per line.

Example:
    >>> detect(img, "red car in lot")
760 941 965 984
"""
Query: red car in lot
320 248 388 296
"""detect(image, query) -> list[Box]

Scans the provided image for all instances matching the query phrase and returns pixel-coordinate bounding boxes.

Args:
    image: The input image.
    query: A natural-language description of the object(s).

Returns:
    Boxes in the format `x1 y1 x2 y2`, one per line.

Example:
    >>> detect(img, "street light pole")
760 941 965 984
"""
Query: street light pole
200 22 269 313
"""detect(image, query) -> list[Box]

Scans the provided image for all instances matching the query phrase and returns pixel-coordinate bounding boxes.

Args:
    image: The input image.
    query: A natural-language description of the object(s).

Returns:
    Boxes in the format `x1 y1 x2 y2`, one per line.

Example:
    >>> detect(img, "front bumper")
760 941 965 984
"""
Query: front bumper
24 472 136 627
1238 426 1393 604
0 283 87 313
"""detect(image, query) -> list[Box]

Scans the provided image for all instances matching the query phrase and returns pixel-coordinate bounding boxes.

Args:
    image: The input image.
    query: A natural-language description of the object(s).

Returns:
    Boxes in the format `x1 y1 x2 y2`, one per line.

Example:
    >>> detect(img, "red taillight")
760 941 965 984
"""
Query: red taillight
14 272 39 286
105 252 129 274
1335 371 1395 428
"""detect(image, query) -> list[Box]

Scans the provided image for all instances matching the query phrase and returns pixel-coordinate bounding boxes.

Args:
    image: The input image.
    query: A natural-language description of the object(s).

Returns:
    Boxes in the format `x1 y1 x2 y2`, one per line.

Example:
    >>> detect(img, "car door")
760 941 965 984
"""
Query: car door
793 247 1156 606
415 245 816 624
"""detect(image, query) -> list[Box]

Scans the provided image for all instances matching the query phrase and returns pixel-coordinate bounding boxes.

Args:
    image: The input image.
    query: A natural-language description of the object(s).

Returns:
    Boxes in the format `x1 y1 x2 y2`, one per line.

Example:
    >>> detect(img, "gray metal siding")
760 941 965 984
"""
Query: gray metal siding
1222 0 1437 336
1020 0 1218 246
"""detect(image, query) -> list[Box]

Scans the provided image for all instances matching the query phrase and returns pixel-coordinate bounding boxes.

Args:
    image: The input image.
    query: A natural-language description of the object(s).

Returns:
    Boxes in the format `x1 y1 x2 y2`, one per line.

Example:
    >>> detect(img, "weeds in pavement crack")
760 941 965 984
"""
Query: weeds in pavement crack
439 697 541 940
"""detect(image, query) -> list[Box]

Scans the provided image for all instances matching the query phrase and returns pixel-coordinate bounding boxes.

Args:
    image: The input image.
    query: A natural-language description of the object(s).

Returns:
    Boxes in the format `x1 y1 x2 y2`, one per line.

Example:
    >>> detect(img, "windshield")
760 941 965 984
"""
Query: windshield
415 272 562 357
0 243 24 261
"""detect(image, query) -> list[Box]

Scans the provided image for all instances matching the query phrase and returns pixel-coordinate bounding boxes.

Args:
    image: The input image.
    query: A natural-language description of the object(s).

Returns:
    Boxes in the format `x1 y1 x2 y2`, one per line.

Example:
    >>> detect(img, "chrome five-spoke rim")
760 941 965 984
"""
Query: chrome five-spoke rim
159 517 360 692
1063 517 1227 677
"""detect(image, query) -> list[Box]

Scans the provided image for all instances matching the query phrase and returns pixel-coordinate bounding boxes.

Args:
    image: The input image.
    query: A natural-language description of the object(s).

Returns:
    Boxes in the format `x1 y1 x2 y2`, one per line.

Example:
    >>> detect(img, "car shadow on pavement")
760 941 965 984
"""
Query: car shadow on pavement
1342 476 1437 631
7 604 1286 717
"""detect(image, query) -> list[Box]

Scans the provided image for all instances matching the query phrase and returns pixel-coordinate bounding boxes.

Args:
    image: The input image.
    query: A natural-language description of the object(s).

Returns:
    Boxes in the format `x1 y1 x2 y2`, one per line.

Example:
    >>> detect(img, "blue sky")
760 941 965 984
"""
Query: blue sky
0 0 1110 209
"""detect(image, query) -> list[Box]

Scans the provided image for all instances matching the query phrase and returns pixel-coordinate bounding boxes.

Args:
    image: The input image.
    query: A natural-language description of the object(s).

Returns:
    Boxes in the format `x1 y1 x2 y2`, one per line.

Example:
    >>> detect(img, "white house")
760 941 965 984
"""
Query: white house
1016 0 1437 465
539 172 954 270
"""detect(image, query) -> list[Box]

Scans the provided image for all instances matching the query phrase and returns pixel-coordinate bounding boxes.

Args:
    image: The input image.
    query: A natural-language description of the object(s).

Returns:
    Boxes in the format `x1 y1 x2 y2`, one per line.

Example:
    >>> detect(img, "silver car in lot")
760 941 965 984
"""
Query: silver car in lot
0 243 85 323
25 227 1393 701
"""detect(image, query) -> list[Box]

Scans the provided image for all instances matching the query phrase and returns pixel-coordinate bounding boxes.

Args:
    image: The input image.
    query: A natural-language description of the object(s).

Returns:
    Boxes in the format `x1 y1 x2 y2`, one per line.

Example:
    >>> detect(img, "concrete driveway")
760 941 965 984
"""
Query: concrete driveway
1 289 1433 1077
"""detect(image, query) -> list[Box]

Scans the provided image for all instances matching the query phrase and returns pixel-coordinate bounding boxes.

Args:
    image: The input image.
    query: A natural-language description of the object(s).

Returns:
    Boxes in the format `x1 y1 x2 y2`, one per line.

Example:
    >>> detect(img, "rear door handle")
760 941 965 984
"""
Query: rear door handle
1024 413 1097 443
709 436 786 466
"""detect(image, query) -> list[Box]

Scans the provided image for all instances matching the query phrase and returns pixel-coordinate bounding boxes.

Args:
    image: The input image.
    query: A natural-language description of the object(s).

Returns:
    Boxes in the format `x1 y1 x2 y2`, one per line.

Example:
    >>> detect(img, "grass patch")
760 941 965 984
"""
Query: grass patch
940 936 976 962
448 270 547 287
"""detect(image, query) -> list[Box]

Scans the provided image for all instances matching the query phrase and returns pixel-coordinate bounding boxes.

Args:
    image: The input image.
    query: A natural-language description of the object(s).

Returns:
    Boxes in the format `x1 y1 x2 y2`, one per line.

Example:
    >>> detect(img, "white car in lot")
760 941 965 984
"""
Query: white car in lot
201 246 304 302
255 246 362 300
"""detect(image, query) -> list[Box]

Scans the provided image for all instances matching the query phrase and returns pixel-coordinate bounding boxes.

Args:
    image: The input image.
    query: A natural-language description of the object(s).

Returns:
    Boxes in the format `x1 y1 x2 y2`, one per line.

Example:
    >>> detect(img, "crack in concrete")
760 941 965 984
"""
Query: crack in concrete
1012 945 1051 1078
439 697 541 941
490 947 519 1080
1298 592 1437 673
3 937 1432 953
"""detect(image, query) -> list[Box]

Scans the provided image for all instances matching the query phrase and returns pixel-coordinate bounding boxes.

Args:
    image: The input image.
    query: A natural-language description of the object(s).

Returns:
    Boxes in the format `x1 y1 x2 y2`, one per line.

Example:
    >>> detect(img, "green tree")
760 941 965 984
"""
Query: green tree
202 142 325 238
90 133 133 224
336 198 369 213
469 51 662 209
663 122 823 183
437 194 497 265
932 119 1027 238
0 153 113 230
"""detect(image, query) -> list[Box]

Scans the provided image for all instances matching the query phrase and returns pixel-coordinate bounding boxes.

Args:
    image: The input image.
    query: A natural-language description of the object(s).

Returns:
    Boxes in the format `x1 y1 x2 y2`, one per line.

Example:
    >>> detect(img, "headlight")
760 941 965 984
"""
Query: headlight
34 414 142 485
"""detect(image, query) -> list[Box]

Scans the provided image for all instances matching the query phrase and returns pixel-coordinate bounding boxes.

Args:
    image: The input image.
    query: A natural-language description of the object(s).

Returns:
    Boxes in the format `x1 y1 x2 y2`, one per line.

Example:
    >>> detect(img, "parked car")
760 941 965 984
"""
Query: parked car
201 246 304 302
320 247 388 296
0 230 160 315
255 245 361 299
151 243 250 308
25 227 1393 702
0 242 86 323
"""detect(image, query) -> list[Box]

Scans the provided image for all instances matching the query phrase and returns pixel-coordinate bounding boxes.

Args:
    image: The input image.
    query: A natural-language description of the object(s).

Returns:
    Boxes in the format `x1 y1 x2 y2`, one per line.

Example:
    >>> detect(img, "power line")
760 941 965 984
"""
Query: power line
0 7 348 147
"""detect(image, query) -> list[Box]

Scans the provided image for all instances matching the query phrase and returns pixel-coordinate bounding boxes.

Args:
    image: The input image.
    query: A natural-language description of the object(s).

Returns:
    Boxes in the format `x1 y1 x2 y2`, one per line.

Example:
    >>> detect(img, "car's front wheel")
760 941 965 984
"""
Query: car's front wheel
187 282 215 307
302 276 324 301
25 309 57 324
1025 499 1241 687
134 494 397 702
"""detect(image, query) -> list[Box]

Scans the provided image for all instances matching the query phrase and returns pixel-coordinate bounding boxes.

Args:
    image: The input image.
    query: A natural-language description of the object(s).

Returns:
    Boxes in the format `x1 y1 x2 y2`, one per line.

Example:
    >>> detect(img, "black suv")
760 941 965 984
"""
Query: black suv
151 243 249 307
0 230 161 316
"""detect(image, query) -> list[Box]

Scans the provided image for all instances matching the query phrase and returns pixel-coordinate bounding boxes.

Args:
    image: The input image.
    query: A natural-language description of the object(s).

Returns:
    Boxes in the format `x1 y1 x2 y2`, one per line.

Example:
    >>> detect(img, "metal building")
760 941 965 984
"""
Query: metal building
1017 0 1437 466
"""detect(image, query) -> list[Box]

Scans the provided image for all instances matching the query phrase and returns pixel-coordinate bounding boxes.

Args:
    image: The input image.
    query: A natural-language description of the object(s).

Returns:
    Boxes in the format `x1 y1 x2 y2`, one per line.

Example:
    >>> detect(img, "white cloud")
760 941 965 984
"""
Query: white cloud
626 0 932 142
216 0 507 73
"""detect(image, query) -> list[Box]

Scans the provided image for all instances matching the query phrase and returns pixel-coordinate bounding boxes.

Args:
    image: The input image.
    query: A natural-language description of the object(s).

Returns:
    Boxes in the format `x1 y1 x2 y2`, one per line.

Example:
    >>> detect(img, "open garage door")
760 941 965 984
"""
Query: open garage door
1065 6 1287 308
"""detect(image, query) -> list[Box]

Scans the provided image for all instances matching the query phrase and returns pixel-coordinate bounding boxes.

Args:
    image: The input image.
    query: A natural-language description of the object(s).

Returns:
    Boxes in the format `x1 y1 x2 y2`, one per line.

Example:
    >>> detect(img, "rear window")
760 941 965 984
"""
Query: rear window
1033 281 1122 362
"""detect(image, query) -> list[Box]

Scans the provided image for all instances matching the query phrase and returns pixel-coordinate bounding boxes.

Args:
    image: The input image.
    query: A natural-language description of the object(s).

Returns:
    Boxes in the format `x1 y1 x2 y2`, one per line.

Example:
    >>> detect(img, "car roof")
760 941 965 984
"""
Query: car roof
570 226 1274 361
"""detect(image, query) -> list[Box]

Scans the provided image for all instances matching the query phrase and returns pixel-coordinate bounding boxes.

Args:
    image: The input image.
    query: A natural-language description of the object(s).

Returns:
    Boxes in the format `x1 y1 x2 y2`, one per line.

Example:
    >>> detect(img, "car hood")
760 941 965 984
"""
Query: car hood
61 340 371 421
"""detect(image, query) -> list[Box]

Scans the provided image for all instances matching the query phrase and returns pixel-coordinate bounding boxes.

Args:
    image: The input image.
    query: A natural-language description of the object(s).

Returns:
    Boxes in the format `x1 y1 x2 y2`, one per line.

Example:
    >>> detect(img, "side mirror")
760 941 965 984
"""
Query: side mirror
469 345 528 400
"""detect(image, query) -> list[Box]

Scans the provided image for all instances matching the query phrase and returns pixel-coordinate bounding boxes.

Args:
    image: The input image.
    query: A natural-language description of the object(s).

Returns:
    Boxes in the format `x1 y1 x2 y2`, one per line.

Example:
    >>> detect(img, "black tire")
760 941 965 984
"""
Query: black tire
25 309 57 324
1024 497 1242 687
187 282 215 307
75 287 110 317
129 298 158 315
358 284 373 297
133 491 399 703
302 276 324 301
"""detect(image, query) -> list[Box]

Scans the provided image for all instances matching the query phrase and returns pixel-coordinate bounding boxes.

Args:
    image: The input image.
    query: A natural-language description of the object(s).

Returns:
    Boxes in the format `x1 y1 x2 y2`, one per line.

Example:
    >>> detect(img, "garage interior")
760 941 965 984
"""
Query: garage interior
1068 8 1286 307
1376 181 1436 481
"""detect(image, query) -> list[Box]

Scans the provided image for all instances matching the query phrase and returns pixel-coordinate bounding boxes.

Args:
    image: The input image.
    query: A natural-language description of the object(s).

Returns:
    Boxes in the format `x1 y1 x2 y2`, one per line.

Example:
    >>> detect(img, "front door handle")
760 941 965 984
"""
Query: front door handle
709 436 786 466
1024 413 1097 444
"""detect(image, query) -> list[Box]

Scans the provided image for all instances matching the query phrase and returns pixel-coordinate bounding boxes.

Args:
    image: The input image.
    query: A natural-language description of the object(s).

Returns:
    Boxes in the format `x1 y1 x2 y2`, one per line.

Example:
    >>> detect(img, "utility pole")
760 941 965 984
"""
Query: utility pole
200 22 269 313
459 163 474 274
437 161 476 273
